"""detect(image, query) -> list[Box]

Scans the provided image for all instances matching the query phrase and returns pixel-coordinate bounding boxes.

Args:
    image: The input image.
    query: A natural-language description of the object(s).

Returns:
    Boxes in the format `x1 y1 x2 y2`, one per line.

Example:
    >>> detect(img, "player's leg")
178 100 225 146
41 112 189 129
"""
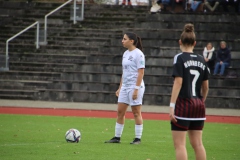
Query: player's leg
219 62 229 76
105 103 128 143
129 87 144 144
171 121 188 160
105 88 129 143
172 131 187 160
115 102 129 136
213 62 220 75
128 0 132 6
130 105 143 144
188 130 206 160
131 105 143 125
188 121 206 160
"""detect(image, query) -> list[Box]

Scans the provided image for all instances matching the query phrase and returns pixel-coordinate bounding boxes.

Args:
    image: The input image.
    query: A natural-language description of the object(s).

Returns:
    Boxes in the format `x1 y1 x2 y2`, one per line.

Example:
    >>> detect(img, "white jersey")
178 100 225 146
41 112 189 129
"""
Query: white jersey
121 48 145 88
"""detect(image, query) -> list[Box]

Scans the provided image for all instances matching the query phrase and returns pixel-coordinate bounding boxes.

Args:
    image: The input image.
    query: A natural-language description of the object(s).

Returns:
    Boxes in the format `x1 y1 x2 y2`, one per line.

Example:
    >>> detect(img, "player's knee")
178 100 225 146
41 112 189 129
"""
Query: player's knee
132 112 140 118
190 141 203 150
117 110 125 118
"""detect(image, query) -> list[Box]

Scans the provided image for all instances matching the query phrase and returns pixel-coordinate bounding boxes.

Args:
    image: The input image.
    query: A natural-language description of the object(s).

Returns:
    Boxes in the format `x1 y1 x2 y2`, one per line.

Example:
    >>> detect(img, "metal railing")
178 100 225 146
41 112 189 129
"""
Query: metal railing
42 0 84 45
4 21 40 71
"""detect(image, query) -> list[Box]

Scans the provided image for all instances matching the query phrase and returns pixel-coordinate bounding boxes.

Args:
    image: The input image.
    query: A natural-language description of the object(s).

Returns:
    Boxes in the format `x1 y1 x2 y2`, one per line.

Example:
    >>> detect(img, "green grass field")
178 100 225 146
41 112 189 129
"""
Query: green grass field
0 114 239 160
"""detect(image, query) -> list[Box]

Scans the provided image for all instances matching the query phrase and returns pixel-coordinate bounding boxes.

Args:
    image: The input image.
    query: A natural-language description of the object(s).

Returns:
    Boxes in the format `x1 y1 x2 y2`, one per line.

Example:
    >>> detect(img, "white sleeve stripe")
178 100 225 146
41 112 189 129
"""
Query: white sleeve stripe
173 53 183 64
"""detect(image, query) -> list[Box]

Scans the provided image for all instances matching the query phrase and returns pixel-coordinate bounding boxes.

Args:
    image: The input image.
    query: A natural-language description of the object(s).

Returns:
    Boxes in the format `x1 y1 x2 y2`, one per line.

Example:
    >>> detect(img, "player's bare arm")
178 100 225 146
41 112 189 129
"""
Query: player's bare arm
169 77 182 122
132 68 144 100
201 80 209 102
116 77 123 97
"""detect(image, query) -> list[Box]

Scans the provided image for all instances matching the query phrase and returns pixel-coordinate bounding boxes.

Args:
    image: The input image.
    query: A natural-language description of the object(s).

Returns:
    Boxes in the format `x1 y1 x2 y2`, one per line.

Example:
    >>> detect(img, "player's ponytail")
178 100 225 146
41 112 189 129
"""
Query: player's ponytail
125 32 143 51
180 23 196 46
136 36 143 51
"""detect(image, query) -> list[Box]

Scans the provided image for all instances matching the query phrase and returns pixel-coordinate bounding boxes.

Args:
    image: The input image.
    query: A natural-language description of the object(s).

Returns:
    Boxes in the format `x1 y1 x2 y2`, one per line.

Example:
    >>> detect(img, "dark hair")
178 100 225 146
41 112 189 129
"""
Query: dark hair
125 32 143 51
180 24 196 46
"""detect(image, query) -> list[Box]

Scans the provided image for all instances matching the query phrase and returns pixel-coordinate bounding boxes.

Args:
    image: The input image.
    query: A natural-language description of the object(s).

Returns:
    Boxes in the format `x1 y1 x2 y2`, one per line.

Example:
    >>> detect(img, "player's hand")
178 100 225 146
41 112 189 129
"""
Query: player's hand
169 108 177 123
115 88 120 97
132 89 138 100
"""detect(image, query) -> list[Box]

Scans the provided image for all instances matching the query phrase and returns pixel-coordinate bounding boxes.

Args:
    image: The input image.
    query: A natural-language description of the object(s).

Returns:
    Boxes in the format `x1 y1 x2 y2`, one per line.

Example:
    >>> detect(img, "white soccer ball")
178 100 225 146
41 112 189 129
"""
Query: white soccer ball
65 128 81 143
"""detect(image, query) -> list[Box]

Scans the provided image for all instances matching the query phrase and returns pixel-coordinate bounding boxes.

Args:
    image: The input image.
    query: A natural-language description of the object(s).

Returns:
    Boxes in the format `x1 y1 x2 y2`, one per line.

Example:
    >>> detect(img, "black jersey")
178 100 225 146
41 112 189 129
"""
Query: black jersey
172 52 209 99
172 52 209 120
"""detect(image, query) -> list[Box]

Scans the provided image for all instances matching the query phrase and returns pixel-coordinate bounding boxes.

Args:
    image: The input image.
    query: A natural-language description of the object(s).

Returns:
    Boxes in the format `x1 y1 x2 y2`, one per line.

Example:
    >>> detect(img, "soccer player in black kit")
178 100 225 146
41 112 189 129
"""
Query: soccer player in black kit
169 24 209 160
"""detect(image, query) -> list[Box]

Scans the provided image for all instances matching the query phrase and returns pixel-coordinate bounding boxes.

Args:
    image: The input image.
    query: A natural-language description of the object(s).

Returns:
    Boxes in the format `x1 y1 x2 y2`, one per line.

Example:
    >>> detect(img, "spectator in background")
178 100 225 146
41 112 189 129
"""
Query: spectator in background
221 0 240 13
203 42 216 72
26 0 32 3
122 0 132 6
156 0 187 13
188 0 203 12
156 0 171 12
150 0 162 13
204 0 219 12
172 0 188 12
213 41 231 76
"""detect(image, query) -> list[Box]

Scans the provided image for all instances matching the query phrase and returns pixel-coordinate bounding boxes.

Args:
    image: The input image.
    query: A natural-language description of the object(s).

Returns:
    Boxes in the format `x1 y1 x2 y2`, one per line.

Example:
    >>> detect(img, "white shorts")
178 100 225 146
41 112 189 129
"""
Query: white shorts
118 86 145 106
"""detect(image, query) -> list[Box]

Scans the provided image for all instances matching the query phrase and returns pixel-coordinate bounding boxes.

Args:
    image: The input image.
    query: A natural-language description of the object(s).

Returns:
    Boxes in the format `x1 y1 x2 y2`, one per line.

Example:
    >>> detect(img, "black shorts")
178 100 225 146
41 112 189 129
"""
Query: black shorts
171 118 204 131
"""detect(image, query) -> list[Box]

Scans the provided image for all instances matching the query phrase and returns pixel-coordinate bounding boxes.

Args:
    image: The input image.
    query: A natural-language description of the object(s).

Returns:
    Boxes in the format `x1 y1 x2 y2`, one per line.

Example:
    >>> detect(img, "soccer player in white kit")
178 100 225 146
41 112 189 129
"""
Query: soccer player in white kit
105 32 145 144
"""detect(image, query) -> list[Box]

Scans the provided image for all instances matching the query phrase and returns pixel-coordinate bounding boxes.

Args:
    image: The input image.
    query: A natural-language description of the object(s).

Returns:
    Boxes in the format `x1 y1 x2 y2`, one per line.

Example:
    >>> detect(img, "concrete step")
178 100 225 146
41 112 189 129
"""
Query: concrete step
99 46 201 55
0 79 51 88
9 61 75 68
3 26 236 40
45 79 240 90
0 27 123 37
0 94 34 100
7 59 240 76
9 56 173 66
205 96 240 109
0 76 239 108
0 89 37 96
134 29 239 41
1 35 239 51
0 44 188 56
231 51 240 59
10 51 237 66
0 84 36 90
1 77 239 95
8 52 87 62
36 89 117 103
0 43 100 53
145 14 240 23
34 89 240 108
2 39 239 53
0 70 61 80
138 20 240 32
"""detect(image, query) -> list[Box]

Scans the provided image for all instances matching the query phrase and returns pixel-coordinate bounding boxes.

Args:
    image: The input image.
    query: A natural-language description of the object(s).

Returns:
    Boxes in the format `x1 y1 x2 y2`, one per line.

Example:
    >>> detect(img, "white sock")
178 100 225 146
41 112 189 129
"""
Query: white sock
115 122 124 138
135 124 143 139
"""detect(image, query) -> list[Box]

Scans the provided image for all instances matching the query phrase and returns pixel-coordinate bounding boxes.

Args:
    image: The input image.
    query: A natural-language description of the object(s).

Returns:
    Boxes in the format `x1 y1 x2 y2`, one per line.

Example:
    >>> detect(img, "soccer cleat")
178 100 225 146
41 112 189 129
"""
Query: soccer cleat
105 137 120 143
130 138 141 144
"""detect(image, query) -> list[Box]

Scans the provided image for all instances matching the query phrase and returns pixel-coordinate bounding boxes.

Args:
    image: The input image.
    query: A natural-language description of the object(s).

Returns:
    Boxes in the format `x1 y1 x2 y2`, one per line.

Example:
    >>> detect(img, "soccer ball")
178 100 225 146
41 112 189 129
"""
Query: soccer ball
65 128 81 143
